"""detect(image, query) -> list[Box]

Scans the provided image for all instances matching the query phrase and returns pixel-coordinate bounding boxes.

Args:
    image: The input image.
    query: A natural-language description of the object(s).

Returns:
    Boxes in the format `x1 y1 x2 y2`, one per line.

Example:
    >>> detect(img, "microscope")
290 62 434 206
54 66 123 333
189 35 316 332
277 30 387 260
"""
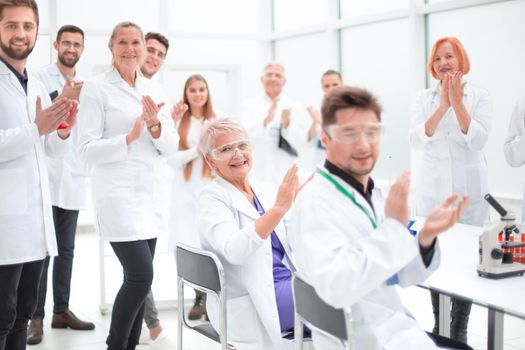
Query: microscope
477 194 525 279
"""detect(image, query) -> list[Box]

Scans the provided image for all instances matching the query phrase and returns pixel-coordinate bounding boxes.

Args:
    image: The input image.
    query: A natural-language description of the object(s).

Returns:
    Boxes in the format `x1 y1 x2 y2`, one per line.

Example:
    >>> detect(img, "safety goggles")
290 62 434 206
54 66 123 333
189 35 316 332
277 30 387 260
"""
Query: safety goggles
324 123 383 144
210 139 251 160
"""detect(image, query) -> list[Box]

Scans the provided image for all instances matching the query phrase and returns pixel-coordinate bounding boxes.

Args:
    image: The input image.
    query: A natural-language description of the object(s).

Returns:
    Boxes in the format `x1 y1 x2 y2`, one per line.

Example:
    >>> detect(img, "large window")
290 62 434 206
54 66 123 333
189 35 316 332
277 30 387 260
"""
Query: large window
273 0 328 31
274 33 332 107
168 0 262 33
340 0 408 18
341 19 411 182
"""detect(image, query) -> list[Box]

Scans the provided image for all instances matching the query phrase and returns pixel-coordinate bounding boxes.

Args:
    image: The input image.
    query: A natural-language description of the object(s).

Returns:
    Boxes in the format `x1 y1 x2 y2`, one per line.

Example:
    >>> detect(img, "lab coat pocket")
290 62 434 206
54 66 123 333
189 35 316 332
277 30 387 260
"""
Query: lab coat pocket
207 294 260 343
0 168 27 215
380 313 436 350
226 295 260 343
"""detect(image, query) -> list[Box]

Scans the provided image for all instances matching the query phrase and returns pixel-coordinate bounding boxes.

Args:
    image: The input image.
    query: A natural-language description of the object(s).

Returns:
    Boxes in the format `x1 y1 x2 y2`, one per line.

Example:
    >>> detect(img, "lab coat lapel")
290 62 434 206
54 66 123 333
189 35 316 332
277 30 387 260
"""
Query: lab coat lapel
49 63 66 87
0 62 26 98
107 68 143 104
216 177 260 220
320 166 378 229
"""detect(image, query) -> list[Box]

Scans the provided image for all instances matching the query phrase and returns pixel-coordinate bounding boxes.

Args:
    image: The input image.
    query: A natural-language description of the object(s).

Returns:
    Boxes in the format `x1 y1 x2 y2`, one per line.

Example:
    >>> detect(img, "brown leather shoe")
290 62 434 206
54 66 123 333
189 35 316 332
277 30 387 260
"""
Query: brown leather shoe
51 310 95 330
27 318 43 345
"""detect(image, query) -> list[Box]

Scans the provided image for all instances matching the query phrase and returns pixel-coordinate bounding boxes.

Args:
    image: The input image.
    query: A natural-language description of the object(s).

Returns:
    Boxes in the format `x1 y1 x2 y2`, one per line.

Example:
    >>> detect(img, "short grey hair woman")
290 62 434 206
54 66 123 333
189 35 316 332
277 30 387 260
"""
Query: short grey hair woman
196 118 308 349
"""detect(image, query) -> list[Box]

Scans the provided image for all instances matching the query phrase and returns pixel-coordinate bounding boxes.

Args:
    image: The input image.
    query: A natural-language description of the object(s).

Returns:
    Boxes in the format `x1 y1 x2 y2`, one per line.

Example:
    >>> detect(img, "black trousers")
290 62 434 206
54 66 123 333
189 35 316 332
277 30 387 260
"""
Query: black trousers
34 206 79 318
106 239 156 350
0 259 45 350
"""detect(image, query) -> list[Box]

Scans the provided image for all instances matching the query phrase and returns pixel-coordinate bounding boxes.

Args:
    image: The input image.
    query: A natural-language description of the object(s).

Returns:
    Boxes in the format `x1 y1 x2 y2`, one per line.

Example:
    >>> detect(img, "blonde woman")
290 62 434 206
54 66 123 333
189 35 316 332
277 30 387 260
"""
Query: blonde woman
169 74 216 320
77 22 177 350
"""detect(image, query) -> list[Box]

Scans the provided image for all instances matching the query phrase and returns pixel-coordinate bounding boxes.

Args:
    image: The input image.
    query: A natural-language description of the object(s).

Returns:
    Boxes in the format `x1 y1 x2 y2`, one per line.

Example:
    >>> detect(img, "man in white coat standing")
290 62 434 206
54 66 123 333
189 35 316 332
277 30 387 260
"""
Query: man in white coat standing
288 86 472 350
504 99 525 225
0 1 78 349
27 24 94 345
242 62 309 186
138 31 178 349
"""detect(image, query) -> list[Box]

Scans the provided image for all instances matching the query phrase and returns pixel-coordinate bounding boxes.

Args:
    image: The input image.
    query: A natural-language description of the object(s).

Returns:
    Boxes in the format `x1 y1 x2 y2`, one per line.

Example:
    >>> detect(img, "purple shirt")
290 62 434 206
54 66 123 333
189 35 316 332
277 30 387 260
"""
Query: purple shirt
252 192 294 332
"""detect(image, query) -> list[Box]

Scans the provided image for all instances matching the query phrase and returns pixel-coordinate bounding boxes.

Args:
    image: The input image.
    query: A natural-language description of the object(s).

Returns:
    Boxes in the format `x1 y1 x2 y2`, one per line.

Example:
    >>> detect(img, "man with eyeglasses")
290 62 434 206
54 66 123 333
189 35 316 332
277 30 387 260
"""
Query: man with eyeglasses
242 62 310 186
137 31 178 349
27 24 93 345
288 86 472 350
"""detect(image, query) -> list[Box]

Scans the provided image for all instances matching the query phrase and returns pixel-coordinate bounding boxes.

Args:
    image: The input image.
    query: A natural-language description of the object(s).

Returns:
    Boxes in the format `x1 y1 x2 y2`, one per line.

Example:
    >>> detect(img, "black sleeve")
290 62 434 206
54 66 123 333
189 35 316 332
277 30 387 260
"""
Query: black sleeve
49 90 59 101
419 239 436 268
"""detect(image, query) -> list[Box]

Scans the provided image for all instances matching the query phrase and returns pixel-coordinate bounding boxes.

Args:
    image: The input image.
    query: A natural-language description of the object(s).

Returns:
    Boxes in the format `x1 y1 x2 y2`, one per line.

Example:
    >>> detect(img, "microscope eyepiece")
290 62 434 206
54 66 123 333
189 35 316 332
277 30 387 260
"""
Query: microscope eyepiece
484 193 508 217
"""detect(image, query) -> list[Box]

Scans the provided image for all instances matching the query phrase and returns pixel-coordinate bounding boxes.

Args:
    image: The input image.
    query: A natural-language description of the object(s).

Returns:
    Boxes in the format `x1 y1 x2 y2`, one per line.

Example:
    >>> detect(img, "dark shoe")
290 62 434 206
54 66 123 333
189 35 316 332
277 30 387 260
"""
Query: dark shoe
27 319 43 345
188 292 207 321
51 310 95 330
450 299 472 344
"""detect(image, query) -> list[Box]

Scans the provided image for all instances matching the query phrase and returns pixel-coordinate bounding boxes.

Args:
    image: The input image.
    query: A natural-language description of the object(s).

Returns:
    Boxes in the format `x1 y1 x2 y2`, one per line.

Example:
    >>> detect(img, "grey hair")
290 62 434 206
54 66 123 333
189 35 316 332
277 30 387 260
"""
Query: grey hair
199 118 248 155
108 21 143 49
262 61 286 77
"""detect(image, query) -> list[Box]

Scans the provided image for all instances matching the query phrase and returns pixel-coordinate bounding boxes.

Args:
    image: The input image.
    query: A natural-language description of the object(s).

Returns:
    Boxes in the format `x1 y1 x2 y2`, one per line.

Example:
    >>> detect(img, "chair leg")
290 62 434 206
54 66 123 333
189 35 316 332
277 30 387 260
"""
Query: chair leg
177 280 184 350
295 313 303 350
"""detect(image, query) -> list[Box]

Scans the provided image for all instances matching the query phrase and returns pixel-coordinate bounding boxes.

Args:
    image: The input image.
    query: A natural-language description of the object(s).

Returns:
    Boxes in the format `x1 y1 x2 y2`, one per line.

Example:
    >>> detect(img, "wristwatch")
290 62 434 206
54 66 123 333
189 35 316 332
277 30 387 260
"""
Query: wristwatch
148 121 161 133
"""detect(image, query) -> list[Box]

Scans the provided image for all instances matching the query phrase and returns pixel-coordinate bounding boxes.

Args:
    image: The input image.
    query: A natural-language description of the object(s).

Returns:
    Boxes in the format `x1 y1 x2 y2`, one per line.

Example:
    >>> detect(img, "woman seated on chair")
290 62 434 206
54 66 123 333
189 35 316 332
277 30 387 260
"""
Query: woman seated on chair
196 118 306 350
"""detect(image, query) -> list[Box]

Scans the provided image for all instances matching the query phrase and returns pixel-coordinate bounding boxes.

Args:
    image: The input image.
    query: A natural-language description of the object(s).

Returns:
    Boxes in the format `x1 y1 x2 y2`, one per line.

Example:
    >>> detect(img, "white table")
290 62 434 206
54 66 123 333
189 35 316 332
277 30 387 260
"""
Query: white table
418 222 525 350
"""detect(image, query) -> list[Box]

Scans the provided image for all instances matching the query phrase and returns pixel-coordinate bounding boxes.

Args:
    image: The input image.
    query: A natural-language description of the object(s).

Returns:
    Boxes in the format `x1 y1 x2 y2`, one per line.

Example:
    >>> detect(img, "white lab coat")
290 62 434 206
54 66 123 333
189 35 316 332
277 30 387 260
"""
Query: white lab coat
167 116 213 249
32 63 86 210
0 61 68 265
196 177 294 350
77 68 178 242
504 99 525 224
410 82 491 226
287 167 441 350
241 94 310 186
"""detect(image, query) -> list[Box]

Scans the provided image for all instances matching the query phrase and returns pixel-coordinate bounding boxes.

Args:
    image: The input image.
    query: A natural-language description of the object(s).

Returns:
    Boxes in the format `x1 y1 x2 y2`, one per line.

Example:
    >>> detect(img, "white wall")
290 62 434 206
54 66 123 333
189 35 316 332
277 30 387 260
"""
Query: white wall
29 0 524 218
272 0 524 218
28 0 269 118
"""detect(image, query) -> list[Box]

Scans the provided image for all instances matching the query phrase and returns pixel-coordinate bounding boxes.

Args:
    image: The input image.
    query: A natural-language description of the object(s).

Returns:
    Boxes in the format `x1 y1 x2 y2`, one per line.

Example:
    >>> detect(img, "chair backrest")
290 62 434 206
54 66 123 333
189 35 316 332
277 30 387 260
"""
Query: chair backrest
293 275 349 341
176 243 224 293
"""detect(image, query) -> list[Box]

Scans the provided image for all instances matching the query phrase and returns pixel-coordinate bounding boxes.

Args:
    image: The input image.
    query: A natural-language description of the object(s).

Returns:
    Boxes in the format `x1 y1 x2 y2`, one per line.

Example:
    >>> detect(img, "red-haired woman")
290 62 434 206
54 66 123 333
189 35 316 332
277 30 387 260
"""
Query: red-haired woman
410 37 492 345
168 74 216 320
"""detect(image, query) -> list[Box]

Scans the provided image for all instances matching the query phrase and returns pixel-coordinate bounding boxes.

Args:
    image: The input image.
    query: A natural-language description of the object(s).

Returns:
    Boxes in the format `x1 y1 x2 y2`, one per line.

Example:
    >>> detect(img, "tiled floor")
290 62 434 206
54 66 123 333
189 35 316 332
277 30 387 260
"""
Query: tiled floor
28 231 525 350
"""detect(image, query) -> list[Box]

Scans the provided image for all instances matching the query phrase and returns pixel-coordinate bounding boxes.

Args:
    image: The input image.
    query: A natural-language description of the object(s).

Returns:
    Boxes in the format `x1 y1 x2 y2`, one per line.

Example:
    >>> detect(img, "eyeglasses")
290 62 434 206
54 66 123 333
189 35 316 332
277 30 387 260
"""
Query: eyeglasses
263 72 284 79
60 41 83 50
211 139 251 160
146 46 166 60
325 123 383 144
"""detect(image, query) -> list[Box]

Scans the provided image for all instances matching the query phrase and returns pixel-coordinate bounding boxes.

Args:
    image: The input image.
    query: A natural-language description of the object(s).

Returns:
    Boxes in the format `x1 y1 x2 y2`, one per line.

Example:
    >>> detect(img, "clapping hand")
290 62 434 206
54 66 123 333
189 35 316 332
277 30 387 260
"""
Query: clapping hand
34 96 75 136
142 95 164 128
448 72 466 108
59 77 83 101
281 107 292 129
126 116 145 145
274 164 299 213
439 74 451 111
263 97 279 127
385 172 411 226
171 99 188 123
307 106 322 125
419 194 469 248
57 99 79 139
